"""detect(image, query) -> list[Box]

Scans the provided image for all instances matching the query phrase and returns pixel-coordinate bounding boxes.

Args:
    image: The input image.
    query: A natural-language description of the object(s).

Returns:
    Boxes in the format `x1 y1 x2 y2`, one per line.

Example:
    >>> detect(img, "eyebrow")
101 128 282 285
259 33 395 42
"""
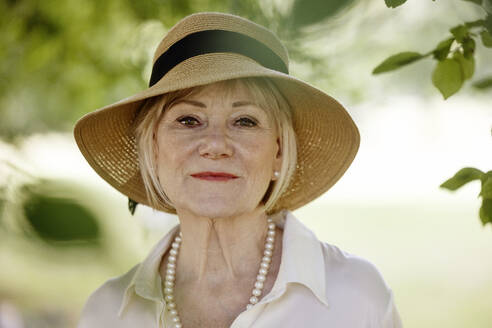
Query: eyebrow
177 100 256 108
232 100 255 107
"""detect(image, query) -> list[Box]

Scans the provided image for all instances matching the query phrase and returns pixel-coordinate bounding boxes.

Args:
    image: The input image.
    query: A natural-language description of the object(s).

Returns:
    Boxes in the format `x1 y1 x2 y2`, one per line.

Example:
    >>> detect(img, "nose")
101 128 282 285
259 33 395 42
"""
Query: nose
198 127 234 159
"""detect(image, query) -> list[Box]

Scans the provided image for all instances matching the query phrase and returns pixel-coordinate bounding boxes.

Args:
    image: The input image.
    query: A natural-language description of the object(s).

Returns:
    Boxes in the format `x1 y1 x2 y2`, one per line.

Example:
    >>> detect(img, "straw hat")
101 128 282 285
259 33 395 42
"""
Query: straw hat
74 12 360 214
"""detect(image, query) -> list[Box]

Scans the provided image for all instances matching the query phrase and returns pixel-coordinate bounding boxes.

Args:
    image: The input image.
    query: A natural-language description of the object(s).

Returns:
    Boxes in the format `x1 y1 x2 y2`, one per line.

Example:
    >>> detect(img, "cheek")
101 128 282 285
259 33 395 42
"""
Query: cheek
156 136 175 170
155 132 190 183
241 136 277 174
156 129 193 163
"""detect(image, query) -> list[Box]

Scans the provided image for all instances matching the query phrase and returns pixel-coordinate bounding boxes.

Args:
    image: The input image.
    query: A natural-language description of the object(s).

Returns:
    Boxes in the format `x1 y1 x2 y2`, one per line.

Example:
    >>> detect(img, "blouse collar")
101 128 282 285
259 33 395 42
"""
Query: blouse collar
118 210 329 317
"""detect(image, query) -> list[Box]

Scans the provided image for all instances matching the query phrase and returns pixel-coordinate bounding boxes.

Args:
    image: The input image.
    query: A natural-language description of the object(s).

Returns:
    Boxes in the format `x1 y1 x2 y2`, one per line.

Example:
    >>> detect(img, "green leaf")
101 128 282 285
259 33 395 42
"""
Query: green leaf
482 171 492 180
440 167 484 190
485 14 492 35
128 197 138 215
480 176 492 199
452 51 475 80
462 0 483 5
372 52 424 74
24 193 101 243
462 37 476 58
479 198 492 225
481 171 492 184
433 37 455 60
385 0 407 8
432 58 464 99
464 19 486 28
472 77 492 89
484 0 492 14
480 30 492 47
450 25 469 43
289 0 357 28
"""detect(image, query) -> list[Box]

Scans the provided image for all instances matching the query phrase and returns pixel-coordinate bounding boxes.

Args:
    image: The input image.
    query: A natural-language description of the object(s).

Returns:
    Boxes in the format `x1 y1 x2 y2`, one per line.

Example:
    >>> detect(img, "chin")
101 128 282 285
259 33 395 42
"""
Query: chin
190 206 241 219
180 200 253 219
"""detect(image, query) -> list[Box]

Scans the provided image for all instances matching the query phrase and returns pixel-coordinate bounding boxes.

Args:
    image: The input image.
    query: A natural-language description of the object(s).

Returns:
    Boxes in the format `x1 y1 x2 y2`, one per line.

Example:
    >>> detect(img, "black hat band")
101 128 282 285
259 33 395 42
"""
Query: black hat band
149 29 289 87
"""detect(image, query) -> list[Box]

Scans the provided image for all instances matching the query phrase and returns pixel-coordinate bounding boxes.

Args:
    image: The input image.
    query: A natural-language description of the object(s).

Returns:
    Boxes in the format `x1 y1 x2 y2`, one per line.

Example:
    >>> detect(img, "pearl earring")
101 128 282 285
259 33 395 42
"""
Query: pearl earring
273 171 280 179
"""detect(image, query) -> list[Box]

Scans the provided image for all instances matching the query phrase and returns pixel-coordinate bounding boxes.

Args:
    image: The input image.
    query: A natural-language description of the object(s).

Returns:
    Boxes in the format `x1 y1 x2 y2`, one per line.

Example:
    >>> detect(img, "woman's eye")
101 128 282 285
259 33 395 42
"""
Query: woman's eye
235 117 257 127
177 116 200 127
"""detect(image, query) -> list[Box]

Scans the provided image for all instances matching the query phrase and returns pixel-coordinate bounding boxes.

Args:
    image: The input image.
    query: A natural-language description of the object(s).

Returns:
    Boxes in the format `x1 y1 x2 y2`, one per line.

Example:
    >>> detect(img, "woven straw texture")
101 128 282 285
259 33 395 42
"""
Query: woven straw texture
74 12 360 214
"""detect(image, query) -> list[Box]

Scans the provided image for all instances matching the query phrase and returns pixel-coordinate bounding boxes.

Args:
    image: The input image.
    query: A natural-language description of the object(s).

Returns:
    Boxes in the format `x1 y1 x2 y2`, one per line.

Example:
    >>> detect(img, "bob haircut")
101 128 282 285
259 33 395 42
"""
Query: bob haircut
132 77 297 215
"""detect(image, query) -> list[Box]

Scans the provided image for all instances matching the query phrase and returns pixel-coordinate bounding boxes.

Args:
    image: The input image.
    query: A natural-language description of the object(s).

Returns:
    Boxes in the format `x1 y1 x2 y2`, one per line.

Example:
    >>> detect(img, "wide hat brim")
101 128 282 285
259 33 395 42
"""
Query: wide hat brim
74 53 359 214
74 15 360 215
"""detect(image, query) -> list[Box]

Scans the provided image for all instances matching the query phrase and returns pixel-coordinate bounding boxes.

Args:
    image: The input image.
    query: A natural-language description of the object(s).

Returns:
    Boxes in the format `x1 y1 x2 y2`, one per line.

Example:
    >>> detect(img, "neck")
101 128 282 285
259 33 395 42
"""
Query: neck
173 206 270 286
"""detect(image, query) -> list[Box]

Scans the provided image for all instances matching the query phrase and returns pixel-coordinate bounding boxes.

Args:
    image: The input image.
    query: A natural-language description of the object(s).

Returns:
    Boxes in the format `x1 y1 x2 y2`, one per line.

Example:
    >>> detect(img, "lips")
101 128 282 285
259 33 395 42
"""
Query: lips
191 171 239 181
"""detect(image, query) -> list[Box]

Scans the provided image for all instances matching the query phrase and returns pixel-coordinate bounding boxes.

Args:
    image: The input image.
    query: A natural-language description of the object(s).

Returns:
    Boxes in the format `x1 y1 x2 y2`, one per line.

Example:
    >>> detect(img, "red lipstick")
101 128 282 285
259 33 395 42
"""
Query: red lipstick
191 171 239 181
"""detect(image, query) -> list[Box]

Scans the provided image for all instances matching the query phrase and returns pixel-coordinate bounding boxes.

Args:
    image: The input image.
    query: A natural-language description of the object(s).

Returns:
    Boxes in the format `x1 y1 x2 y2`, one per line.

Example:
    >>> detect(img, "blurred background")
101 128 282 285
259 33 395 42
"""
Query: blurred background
1 0 491 327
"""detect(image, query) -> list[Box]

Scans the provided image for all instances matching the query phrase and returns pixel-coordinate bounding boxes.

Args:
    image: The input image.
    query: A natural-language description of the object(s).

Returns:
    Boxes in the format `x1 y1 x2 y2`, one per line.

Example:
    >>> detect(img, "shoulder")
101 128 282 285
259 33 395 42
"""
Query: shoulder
77 264 140 328
320 242 393 311
319 242 403 327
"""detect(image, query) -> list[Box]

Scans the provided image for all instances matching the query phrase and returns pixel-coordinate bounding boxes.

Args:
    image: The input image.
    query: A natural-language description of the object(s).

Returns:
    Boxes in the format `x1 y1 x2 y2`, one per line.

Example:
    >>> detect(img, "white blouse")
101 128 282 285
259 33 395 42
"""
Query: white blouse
77 210 403 328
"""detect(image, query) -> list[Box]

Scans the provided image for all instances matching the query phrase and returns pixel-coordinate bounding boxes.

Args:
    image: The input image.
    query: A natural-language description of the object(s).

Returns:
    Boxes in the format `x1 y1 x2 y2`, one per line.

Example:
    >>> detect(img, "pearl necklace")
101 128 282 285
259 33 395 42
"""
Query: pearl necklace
162 217 277 328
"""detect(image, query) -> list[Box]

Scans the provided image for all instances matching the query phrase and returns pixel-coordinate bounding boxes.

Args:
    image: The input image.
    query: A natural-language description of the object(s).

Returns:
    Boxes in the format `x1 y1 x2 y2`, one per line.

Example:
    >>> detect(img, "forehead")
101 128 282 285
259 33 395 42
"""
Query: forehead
188 79 256 102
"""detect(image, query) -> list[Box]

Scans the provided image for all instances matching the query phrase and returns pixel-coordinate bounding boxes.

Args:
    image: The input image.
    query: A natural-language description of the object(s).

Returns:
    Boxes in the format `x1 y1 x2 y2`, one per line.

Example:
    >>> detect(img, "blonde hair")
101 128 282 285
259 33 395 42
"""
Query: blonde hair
133 77 297 215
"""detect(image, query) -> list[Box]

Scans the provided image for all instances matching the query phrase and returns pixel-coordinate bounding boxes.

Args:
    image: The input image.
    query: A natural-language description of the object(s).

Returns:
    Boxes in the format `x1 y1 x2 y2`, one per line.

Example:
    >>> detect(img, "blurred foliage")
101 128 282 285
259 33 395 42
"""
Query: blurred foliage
441 168 492 226
23 186 101 244
375 0 492 99
0 152 147 326
287 0 355 29
384 0 408 8
0 189 4 224
0 0 357 140
1 175 102 246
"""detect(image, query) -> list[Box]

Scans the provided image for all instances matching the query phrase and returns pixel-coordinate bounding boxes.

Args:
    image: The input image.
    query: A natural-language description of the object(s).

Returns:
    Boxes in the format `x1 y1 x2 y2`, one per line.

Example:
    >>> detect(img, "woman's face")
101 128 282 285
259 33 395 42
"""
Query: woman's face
156 81 282 218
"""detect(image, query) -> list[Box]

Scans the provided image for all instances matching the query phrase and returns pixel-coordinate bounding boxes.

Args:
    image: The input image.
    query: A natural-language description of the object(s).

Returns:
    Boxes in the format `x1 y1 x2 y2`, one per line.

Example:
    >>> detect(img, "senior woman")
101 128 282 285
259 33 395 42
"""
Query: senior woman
75 12 402 328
